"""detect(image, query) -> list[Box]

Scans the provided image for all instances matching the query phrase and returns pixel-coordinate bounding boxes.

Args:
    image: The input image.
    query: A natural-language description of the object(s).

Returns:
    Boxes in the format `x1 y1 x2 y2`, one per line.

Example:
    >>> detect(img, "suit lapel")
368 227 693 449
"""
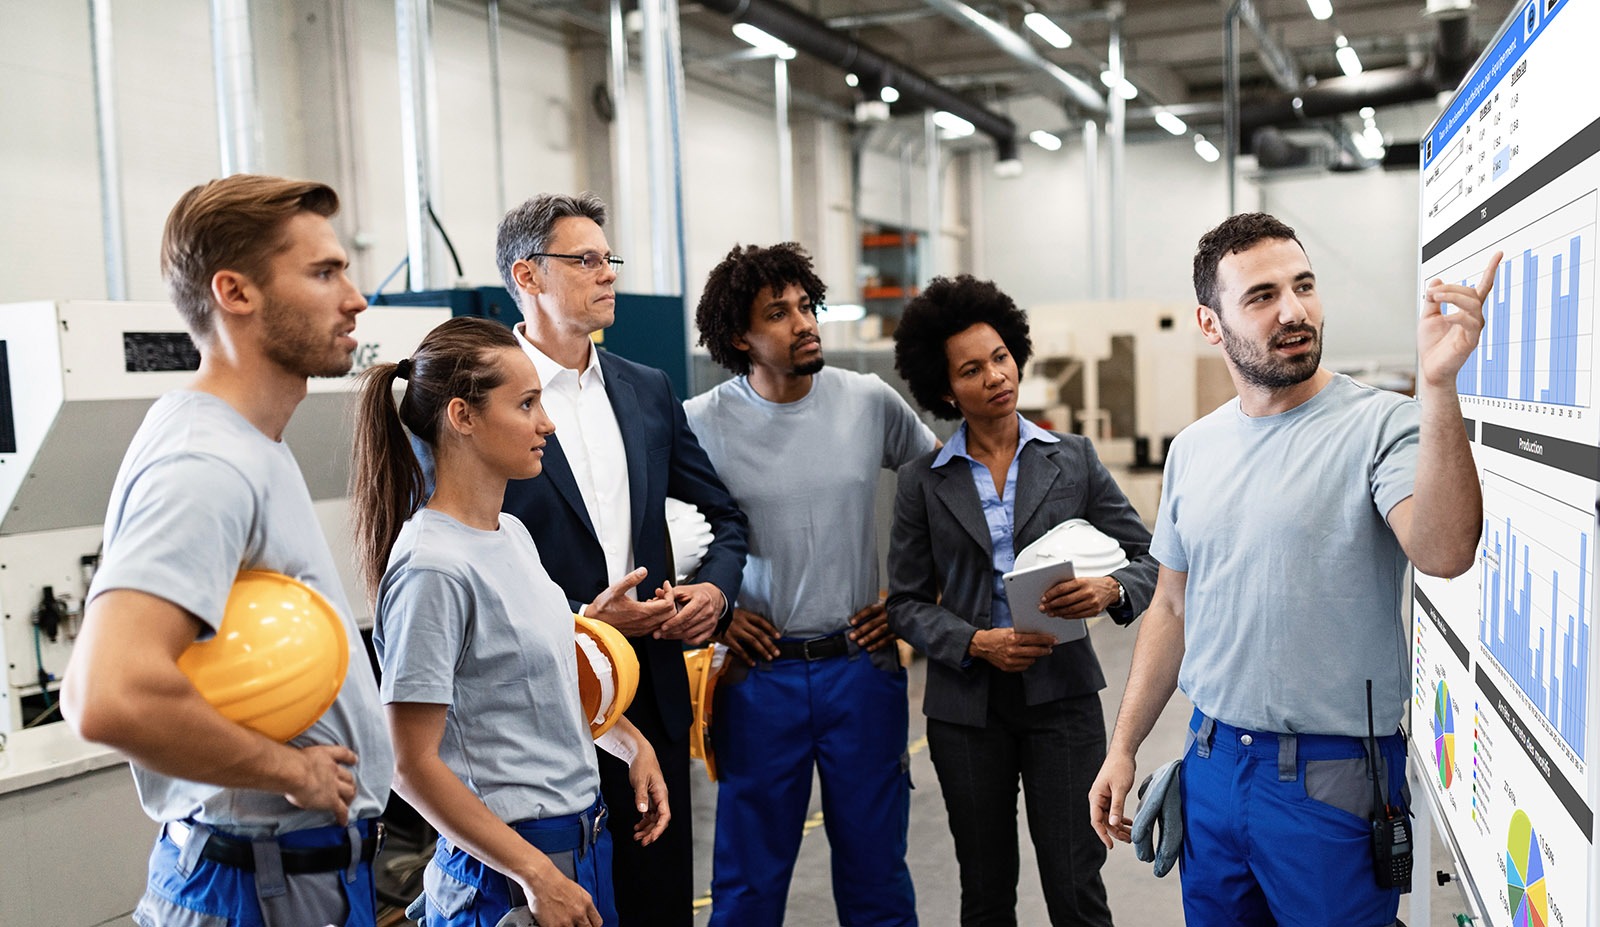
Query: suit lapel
537 435 598 539
933 462 993 555
600 353 651 542
1013 440 1063 537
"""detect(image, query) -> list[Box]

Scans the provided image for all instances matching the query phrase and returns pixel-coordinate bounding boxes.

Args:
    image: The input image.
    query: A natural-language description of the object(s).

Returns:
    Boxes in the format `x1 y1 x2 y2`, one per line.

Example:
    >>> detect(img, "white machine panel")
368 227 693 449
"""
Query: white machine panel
0 300 451 732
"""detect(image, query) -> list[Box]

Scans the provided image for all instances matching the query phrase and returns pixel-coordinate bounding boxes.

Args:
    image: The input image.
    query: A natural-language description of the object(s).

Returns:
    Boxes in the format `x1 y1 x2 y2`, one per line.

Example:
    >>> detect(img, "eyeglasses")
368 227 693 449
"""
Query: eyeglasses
526 251 624 273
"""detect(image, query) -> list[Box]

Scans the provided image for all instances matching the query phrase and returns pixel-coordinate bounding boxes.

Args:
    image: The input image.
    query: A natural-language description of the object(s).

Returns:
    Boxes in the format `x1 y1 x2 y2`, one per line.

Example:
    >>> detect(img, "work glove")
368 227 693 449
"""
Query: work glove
1131 757 1183 877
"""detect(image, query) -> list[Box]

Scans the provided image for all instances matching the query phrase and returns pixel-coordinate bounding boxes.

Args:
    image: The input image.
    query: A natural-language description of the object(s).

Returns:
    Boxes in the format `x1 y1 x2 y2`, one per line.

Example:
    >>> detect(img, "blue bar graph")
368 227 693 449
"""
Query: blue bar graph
1456 233 1587 406
1479 514 1590 760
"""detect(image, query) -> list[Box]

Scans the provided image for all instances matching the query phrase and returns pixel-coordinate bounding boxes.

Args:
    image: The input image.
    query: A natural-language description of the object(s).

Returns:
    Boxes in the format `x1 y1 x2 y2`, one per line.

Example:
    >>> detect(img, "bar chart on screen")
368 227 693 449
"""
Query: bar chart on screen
1477 470 1591 774
1448 192 1595 408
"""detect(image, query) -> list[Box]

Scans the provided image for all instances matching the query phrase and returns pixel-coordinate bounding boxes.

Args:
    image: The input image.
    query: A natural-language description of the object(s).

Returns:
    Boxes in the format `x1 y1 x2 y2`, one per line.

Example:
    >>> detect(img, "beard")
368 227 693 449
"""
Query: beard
259 293 354 379
1219 318 1323 390
793 356 825 376
791 337 824 377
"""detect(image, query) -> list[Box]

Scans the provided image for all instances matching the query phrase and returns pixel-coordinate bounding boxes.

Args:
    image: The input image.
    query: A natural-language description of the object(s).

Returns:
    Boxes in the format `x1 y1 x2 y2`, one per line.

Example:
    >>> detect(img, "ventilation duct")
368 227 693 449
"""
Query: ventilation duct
1238 10 1480 141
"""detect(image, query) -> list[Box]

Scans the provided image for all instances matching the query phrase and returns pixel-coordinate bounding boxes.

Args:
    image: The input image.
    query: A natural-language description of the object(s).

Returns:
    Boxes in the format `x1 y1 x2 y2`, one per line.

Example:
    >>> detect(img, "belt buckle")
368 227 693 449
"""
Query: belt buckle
802 637 823 661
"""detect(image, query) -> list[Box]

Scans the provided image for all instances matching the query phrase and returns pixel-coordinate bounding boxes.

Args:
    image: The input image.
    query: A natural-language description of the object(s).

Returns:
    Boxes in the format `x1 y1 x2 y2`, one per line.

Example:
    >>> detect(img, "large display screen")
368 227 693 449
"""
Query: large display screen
1413 2 1599 925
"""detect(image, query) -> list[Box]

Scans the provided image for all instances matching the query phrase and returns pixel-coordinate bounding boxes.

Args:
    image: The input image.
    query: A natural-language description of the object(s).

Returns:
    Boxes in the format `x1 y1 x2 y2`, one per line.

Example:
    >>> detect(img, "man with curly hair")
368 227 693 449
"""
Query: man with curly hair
684 242 935 927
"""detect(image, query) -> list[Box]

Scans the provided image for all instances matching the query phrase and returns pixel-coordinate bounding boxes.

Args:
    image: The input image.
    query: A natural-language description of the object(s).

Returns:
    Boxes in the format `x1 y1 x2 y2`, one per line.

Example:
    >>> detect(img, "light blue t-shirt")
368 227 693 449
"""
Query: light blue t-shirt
684 367 936 638
89 391 393 835
933 416 1060 629
373 508 599 823
1152 374 1420 736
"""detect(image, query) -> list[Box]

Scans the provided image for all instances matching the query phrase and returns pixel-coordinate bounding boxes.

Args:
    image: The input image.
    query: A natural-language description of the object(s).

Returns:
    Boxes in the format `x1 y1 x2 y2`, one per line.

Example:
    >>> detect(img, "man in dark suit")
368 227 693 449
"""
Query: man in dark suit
495 191 748 926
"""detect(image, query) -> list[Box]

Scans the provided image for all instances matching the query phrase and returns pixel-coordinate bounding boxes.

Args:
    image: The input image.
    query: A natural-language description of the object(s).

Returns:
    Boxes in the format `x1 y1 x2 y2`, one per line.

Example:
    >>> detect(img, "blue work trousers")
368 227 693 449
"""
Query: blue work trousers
418 797 615 926
709 645 916 927
1179 710 1408 927
133 819 377 927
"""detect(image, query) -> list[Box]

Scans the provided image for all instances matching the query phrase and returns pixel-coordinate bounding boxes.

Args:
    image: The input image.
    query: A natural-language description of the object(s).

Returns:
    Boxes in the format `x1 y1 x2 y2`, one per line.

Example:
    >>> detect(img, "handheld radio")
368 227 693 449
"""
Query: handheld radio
1367 680 1413 891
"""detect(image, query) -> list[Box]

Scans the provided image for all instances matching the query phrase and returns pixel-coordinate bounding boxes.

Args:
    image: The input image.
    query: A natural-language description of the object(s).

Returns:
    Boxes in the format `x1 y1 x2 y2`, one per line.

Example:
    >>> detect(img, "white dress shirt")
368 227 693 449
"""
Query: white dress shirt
515 324 636 601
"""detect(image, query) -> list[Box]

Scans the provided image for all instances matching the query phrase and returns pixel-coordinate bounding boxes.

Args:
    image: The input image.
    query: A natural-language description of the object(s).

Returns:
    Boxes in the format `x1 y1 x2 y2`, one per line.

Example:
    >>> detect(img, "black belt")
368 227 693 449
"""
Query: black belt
167 820 382 874
773 634 849 661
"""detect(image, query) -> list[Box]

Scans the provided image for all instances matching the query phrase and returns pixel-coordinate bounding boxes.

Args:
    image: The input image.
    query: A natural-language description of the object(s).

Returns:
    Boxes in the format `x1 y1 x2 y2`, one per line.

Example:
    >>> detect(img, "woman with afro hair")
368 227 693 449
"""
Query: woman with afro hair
885 275 1157 926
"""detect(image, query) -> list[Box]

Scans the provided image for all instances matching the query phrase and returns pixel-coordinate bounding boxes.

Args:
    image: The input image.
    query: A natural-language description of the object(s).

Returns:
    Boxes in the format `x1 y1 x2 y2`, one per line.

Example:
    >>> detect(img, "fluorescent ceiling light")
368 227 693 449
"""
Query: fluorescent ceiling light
1352 128 1385 160
1306 0 1333 20
731 23 794 59
1194 135 1220 162
1335 44 1363 76
1358 105 1375 120
1099 70 1138 99
845 72 859 88
880 85 900 103
821 303 866 323
1023 12 1072 49
1154 110 1187 136
1029 129 1063 151
933 111 976 138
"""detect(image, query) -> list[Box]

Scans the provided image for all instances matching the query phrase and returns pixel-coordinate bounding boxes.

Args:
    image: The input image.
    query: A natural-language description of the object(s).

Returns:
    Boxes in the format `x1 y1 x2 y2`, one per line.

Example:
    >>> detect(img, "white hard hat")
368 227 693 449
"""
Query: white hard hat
1014 518 1130 576
665 497 714 583
1014 519 1130 619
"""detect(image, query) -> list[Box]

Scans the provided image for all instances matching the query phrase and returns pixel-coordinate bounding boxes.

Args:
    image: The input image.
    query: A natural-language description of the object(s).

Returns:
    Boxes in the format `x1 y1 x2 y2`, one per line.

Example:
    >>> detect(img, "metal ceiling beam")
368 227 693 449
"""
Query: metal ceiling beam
917 0 1105 113
825 7 941 30
1232 0 1302 93
697 0 1020 159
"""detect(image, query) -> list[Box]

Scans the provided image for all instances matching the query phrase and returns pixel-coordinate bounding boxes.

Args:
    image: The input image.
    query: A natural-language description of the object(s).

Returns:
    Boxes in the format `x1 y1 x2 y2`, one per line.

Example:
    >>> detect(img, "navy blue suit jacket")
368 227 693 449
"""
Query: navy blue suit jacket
502 350 748 741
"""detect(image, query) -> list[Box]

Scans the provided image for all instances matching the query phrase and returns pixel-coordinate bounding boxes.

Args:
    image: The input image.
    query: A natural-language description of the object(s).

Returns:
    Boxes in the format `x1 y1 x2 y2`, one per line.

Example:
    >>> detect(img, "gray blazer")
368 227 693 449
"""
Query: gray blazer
887 433 1157 727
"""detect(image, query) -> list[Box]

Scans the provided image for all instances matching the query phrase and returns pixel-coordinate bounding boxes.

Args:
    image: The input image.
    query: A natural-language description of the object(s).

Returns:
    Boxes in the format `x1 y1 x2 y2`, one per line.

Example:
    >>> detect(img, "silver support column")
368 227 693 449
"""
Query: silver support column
396 0 440 291
211 0 262 175
1107 6 1126 299
88 0 127 300
923 110 940 284
640 0 685 295
1083 120 1102 299
487 0 507 213
608 0 636 261
1224 1 1241 215
775 57 794 241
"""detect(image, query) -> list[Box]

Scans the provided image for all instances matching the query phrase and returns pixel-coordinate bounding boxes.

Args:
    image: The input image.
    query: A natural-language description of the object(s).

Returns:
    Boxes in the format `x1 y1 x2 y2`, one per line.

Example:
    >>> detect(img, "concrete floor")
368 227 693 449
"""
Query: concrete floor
685 615 1482 926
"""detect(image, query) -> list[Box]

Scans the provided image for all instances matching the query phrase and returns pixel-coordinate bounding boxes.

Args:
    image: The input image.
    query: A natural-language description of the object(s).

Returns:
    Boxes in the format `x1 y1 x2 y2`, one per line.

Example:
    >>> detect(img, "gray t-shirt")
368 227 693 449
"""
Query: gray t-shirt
1152 373 1419 736
684 367 936 638
89 391 393 834
373 509 599 822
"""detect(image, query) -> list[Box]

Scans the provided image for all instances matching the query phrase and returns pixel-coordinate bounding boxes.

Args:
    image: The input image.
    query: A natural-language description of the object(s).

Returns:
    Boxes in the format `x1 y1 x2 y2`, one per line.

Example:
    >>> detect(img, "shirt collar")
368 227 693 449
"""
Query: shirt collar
932 414 1059 468
515 322 604 387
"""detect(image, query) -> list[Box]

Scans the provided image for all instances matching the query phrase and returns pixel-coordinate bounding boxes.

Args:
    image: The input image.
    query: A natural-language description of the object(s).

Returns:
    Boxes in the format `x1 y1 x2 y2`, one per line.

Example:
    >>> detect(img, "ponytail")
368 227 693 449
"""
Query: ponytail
348 316 521 604
351 362 425 606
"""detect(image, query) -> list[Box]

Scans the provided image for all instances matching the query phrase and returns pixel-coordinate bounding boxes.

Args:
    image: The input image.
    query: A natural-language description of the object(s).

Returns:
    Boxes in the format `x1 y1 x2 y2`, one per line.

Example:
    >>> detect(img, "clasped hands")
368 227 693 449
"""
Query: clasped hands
585 566 724 644
969 576 1119 673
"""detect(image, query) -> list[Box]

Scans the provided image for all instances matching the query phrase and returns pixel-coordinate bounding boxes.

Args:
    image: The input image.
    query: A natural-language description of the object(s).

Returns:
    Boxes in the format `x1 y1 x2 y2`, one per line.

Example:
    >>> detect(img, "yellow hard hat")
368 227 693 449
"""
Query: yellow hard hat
177 570 349 743
575 615 639 739
683 645 727 781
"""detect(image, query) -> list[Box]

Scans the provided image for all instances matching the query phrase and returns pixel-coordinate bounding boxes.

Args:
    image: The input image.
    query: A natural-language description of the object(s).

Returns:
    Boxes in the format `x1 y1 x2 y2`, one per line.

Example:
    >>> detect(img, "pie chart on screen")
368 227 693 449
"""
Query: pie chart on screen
1506 810 1549 927
1433 680 1454 789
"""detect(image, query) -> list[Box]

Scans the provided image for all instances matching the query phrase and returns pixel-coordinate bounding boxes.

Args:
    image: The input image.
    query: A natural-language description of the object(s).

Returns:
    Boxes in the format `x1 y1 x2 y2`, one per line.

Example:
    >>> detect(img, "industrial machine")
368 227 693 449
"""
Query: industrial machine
0 300 449 734
1018 300 1232 465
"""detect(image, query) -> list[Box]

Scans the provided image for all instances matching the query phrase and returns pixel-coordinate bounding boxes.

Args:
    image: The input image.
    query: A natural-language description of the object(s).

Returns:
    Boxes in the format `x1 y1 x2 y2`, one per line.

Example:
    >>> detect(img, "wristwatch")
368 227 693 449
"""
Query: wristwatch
1113 580 1127 610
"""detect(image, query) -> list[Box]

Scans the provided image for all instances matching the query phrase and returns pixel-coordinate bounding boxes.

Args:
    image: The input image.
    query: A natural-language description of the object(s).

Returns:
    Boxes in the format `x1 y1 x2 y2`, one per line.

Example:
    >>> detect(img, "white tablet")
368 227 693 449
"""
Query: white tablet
1002 560 1089 642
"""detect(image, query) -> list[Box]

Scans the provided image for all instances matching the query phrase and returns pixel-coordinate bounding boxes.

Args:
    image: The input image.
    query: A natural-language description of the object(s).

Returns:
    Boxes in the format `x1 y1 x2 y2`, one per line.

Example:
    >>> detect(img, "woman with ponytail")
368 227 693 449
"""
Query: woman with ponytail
351 316 669 927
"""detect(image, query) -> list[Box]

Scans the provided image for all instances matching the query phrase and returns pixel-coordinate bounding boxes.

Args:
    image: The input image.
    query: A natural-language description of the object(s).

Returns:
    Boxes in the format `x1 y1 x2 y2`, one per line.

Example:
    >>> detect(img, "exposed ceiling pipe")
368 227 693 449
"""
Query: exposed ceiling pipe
211 0 263 175
697 0 1020 163
917 0 1105 113
1237 12 1479 141
88 0 127 301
